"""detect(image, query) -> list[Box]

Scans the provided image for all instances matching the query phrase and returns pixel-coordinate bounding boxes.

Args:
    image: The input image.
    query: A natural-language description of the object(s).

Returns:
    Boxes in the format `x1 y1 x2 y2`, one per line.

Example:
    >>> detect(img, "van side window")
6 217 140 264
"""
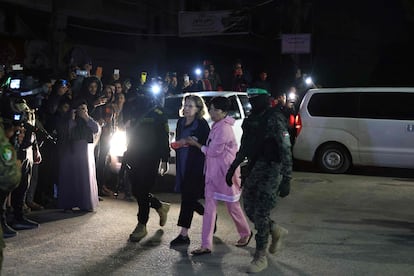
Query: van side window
227 95 241 119
238 95 252 116
308 93 358 117
360 92 414 120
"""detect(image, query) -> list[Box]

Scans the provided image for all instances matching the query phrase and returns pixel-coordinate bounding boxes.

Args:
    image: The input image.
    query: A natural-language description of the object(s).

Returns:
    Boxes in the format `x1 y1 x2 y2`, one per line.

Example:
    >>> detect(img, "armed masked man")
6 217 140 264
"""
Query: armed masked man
226 88 292 273
123 92 170 242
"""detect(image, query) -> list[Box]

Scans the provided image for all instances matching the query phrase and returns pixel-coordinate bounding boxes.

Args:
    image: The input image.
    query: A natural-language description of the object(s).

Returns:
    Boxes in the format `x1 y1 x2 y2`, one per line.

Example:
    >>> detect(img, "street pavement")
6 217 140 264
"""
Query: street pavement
2 170 414 276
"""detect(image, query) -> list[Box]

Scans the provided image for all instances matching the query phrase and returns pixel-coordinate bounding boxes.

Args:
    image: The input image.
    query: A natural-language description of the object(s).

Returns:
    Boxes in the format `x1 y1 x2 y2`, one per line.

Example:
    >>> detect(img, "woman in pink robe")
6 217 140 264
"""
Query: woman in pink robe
187 96 251 255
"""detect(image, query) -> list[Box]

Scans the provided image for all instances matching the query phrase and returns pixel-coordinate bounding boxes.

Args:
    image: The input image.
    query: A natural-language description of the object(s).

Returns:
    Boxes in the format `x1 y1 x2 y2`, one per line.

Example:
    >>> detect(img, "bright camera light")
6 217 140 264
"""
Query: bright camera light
288 92 296 101
194 68 202 76
10 79 21 89
109 130 127 157
151 84 161 95
305 76 313 85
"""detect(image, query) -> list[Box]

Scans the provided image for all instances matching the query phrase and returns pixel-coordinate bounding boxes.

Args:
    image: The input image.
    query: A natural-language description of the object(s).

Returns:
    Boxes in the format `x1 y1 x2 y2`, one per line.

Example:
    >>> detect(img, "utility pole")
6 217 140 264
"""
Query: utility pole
291 0 302 70
49 0 67 74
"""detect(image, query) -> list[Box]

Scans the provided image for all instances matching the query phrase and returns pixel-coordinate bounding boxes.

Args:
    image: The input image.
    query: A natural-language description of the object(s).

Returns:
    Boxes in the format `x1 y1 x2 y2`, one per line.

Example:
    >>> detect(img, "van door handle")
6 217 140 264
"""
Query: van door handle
407 125 414 132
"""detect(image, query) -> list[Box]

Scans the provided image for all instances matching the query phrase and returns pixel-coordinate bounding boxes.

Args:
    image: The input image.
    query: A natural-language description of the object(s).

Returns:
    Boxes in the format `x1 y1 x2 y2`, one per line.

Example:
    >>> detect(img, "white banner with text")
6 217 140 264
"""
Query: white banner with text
178 11 249 37
281 34 312 54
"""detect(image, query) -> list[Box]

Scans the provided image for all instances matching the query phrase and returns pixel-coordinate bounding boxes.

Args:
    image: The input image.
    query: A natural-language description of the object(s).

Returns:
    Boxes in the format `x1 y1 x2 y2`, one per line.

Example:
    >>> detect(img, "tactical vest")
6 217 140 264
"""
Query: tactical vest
241 108 286 163
0 119 21 192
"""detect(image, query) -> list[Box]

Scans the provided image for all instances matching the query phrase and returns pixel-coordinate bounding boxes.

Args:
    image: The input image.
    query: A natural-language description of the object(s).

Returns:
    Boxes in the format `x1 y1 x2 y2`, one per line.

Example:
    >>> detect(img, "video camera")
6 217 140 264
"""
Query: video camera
0 65 49 126
1 74 49 99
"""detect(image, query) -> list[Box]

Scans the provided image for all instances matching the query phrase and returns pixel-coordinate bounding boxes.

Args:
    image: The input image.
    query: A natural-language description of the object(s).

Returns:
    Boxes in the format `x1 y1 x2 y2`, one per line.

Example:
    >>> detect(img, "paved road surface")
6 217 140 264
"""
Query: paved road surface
2 171 414 275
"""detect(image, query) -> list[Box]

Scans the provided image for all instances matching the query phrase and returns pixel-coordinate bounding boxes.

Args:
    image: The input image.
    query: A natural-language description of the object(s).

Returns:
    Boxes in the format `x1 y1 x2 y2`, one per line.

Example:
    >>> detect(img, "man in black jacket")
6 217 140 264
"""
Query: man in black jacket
124 93 170 242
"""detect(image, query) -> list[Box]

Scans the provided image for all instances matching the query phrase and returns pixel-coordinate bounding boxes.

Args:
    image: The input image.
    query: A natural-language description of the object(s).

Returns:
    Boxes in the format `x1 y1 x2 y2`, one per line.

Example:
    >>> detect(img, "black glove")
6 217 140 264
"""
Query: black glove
226 166 236 187
278 176 291 198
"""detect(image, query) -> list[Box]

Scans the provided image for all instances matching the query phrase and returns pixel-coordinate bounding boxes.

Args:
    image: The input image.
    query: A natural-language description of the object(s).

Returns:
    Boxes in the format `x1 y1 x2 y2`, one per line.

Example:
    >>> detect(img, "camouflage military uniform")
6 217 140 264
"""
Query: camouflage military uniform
0 118 22 269
231 107 292 251
0 119 21 192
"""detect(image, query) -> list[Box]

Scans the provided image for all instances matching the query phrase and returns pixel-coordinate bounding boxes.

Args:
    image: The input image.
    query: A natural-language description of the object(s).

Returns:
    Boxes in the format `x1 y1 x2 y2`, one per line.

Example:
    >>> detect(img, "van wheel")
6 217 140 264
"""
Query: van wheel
316 144 351 174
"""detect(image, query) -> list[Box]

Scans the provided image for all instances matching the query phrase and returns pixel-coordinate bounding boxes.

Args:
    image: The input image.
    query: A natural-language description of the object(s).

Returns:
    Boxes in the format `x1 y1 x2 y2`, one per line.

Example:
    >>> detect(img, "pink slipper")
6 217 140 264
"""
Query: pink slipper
191 247 212 255
235 231 253 247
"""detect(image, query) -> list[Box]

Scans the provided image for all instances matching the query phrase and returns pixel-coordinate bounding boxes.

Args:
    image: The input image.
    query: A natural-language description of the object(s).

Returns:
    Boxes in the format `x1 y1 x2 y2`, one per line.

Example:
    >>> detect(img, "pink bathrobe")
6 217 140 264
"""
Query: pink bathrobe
202 116 242 200
200 116 250 249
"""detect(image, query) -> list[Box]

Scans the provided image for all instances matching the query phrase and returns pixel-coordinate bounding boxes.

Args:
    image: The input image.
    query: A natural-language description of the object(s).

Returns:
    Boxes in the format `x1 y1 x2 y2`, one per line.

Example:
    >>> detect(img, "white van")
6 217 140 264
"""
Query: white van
293 87 414 173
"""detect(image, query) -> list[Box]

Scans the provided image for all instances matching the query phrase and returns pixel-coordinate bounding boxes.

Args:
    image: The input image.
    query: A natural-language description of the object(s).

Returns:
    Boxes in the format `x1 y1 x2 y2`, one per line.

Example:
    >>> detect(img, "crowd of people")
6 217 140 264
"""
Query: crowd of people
0 56 295 273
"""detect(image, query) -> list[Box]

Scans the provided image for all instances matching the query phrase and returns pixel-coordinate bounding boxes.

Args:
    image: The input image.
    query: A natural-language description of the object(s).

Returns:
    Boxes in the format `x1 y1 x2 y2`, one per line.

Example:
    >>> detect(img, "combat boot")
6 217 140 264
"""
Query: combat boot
1 215 17 238
129 223 147 242
10 216 39 230
156 202 170 226
247 250 268 273
269 225 288 254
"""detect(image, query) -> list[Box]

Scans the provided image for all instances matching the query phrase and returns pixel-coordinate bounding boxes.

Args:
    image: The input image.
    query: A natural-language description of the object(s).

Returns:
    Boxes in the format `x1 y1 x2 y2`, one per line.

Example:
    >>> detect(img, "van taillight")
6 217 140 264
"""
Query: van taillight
289 114 295 128
295 114 302 136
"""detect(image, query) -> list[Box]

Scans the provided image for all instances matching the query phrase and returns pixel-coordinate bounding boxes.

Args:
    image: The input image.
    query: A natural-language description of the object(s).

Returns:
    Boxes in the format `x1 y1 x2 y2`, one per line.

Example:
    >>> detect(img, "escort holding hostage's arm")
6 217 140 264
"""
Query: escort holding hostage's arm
226 88 292 273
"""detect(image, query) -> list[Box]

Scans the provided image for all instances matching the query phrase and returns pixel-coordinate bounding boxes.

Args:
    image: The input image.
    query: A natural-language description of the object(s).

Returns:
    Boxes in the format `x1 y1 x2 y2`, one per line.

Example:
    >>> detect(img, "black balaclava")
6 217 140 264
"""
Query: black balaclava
249 94 269 115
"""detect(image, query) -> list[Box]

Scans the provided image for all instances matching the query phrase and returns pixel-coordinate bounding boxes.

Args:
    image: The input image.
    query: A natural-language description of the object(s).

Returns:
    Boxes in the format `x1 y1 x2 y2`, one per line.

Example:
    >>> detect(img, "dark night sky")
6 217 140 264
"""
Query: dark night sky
310 1 414 87
1 0 414 91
